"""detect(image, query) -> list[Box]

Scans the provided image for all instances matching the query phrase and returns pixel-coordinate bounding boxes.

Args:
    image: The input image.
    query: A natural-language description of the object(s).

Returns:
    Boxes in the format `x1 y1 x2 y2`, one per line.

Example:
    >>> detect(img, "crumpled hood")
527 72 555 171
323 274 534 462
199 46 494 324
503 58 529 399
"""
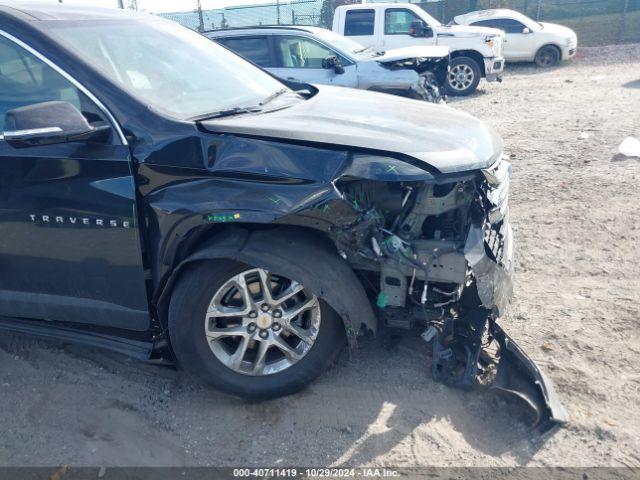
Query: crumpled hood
374 45 450 62
201 85 503 174
438 24 504 38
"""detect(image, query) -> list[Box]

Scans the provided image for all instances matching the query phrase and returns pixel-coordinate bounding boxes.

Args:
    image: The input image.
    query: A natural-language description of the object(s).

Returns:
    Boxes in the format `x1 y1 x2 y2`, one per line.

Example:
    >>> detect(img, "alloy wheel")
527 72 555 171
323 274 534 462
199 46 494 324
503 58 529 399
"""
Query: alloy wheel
448 64 475 91
204 268 321 376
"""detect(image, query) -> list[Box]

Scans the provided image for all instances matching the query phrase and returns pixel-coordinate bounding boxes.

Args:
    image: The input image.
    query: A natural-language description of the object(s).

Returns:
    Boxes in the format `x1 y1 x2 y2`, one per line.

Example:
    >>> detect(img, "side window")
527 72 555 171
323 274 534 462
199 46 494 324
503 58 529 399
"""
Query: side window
472 19 527 34
217 36 273 67
275 36 338 69
344 10 375 36
499 19 528 34
0 35 84 132
384 9 424 35
471 19 500 29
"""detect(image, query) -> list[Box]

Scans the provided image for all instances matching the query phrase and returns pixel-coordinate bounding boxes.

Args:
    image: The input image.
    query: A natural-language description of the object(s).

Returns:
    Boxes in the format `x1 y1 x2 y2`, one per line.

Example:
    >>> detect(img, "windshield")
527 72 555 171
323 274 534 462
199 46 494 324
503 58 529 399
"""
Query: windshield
46 17 291 119
418 10 441 27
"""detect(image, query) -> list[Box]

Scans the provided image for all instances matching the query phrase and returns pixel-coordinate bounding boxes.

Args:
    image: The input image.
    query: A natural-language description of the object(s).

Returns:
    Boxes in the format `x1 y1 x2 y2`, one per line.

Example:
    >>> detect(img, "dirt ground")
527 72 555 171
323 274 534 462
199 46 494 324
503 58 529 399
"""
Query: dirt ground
0 44 639 468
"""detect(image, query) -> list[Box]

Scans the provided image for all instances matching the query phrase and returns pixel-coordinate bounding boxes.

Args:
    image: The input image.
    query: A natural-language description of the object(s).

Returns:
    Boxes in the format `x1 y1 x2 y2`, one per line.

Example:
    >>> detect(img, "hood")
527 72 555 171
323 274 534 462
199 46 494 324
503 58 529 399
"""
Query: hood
201 85 503 174
438 24 504 38
539 22 576 38
374 45 450 62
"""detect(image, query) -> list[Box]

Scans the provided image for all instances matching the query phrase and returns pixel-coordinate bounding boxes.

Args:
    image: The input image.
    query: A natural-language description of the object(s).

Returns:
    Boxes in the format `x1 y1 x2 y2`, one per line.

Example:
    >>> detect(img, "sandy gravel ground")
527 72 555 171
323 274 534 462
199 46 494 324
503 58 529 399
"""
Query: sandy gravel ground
0 45 639 468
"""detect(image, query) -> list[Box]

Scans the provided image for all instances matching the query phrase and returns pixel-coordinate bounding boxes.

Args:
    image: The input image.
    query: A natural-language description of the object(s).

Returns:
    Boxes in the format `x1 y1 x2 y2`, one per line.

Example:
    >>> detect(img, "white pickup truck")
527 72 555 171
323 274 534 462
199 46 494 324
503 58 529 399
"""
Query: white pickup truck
333 3 506 95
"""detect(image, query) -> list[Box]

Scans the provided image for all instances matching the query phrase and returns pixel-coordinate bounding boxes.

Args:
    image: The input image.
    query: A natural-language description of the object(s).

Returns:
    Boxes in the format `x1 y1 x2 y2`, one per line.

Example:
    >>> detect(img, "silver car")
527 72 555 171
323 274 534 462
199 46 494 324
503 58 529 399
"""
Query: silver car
206 25 450 103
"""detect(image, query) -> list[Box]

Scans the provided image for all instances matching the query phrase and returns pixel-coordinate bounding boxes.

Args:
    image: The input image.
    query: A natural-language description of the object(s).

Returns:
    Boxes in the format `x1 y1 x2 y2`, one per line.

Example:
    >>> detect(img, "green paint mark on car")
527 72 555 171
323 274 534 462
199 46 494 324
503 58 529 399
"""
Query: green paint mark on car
206 212 241 223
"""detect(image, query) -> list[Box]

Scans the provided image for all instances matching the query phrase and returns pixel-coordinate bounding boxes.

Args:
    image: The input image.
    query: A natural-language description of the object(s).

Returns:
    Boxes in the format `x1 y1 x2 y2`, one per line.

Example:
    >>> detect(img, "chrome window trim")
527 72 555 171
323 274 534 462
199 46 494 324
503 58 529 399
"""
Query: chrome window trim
0 29 128 146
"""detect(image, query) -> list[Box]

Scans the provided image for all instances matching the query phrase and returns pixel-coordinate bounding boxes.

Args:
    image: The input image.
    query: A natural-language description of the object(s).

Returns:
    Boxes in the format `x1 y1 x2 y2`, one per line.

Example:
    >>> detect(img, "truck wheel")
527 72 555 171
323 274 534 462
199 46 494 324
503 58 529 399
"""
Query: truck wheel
446 56 481 96
168 260 346 399
535 45 560 68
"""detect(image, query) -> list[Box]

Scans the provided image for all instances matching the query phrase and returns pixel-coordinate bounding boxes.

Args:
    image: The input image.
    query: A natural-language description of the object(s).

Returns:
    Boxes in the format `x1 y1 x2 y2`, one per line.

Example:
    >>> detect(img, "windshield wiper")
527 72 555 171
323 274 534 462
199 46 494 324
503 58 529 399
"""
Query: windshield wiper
259 88 288 106
191 106 263 122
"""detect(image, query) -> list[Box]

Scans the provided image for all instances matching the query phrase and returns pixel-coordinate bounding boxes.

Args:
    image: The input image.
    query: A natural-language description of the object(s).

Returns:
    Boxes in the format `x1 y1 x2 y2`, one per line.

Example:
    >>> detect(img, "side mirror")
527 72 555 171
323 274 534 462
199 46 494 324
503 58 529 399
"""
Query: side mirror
322 56 345 75
3 101 109 148
409 21 429 37
522 27 531 34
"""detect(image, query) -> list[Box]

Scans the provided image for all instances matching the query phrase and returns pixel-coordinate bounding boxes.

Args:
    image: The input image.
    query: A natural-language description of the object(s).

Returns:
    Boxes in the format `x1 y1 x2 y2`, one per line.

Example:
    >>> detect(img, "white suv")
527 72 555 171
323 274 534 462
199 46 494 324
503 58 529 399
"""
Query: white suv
452 9 578 67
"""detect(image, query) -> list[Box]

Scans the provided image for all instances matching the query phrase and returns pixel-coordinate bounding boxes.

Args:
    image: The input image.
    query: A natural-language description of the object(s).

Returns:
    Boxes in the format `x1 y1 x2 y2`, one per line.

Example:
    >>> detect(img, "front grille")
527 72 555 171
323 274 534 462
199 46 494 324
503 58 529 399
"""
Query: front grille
485 222 505 263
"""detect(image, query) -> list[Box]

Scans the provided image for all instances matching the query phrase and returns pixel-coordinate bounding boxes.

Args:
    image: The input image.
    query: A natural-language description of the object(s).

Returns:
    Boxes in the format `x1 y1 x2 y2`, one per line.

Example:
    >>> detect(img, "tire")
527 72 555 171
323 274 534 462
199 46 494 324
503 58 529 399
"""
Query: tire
168 259 346 399
535 45 560 68
446 56 481 96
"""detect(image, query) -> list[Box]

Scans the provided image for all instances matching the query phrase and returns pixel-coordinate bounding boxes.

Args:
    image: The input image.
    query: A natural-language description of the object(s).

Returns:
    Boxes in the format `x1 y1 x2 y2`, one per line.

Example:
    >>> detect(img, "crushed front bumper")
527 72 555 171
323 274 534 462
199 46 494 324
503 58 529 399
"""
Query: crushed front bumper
491 323 568 432
431 156 567 432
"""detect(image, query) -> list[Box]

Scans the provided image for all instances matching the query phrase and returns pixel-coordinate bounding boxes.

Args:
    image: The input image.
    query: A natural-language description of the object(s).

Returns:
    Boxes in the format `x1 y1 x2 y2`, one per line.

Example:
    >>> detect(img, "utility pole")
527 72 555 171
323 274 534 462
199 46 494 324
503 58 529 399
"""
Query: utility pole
197 0 205 32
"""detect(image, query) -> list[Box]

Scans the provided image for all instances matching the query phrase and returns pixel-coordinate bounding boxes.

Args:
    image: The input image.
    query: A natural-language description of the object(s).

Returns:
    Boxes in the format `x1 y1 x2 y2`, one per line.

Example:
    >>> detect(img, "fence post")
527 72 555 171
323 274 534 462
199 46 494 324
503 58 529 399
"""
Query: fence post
619 0 629 43
196 0 204 32
277 0 281 24
536 0 542 20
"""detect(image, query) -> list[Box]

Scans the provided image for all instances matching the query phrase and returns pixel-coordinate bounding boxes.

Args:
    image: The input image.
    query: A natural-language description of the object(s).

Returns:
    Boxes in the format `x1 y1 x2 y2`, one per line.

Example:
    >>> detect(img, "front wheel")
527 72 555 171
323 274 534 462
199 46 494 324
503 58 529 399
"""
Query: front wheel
446 56 481 96
168 260 346 399
535 45 560 68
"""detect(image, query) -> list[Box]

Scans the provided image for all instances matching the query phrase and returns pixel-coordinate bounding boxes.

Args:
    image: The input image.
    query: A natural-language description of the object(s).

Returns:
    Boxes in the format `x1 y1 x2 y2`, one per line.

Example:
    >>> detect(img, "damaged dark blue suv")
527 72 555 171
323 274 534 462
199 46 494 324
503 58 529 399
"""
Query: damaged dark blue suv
0 3 565 430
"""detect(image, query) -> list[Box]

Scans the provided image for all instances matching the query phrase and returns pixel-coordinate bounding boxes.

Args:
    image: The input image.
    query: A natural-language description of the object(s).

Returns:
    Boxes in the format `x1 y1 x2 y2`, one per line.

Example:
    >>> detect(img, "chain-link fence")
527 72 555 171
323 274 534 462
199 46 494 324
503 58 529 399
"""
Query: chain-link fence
158 0 640 46
160 0 324 32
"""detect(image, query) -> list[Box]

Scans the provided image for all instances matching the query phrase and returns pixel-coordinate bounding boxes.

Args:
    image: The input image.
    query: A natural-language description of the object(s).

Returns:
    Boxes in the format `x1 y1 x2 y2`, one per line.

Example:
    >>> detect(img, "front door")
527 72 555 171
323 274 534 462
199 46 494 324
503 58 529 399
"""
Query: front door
270 35 357 88
0 33 150 330
382 8 436 50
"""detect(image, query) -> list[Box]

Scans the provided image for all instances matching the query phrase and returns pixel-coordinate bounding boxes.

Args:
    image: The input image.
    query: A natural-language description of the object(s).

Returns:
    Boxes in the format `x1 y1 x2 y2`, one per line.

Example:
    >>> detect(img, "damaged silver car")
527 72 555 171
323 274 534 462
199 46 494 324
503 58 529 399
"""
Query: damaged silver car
207 26 450 103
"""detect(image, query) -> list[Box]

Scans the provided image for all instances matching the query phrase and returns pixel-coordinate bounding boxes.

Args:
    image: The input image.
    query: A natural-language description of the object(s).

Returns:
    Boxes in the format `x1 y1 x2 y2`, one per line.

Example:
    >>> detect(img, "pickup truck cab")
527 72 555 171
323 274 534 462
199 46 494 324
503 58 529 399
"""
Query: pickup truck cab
332 3 506 95
207 26 450 103
0 2 565 429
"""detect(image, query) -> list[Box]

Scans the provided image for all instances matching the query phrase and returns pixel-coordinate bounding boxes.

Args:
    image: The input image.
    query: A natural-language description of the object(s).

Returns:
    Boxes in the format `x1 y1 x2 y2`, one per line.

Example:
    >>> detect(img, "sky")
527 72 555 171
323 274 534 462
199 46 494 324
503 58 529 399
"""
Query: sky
20 0 275 13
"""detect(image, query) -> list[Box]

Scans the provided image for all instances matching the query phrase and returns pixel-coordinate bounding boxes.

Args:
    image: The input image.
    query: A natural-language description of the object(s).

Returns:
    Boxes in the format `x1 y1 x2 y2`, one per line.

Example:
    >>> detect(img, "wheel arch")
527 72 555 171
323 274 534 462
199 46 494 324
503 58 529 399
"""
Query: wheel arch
155 225 378 347
450 50 486 77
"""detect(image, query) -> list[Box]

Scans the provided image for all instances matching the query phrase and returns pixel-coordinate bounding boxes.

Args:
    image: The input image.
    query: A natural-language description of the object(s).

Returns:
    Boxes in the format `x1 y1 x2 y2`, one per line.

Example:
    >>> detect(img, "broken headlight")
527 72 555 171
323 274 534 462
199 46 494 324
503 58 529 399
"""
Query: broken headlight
340 154 435 182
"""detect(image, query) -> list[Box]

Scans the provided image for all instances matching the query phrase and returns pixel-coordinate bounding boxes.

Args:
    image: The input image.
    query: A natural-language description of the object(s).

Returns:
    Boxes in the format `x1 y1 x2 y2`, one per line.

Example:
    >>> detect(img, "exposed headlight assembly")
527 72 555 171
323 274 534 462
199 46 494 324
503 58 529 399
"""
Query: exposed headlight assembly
341 154 435 182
